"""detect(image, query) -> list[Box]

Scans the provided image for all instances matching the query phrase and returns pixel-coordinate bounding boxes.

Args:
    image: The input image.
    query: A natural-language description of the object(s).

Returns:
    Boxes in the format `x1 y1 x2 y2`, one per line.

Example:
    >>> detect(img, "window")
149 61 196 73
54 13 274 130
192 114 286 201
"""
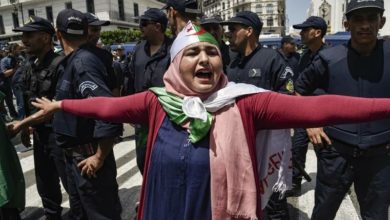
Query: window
0 16 5 34
267 16 273 27
65 2 72 9
266 3 273 14
12 12 19 28
134 3 139 22
256 3 262 13
118 0 125 20
28 9 35 17
46 6 53 22
86 0 95 13
222 2 225 10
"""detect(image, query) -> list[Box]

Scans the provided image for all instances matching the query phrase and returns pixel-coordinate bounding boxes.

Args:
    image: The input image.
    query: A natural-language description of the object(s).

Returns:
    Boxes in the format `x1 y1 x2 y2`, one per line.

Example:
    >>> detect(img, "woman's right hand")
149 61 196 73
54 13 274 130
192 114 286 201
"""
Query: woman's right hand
31 97 62 117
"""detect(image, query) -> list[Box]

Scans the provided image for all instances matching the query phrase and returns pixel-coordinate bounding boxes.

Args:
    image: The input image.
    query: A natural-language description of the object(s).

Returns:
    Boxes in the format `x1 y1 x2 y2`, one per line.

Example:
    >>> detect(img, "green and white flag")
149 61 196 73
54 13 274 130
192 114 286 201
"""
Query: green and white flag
170 21 218 62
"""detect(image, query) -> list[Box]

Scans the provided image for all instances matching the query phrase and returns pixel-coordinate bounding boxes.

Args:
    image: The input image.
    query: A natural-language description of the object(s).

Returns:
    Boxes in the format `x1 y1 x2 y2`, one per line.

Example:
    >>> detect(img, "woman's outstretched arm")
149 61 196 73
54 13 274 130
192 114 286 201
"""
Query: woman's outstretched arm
245 92 390 129
33 92 153 124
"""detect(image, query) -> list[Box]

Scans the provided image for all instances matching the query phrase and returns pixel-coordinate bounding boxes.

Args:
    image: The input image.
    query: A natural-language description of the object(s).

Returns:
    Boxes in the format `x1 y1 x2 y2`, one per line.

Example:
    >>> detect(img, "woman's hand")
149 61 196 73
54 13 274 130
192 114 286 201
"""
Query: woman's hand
31 97 62 118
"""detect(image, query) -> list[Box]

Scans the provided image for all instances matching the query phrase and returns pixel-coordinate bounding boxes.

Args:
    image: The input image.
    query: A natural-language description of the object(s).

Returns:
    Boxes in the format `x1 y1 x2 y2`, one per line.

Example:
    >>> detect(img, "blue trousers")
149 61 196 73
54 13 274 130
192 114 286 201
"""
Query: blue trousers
312 140 390 220
65 151 122 220
33 128 68 219
291 128 310 184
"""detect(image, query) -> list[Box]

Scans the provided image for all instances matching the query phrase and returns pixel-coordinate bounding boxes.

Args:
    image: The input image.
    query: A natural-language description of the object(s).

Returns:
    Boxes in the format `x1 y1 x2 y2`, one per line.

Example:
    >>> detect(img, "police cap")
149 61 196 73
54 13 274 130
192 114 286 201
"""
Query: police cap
85 13 110 26
346 0 384 16
56 9 88 36
221 11 263 33
139 8 168 26
281 36 297 45
13 16 55 35
200 15 223 25
162 0 201 14
293 16 327 34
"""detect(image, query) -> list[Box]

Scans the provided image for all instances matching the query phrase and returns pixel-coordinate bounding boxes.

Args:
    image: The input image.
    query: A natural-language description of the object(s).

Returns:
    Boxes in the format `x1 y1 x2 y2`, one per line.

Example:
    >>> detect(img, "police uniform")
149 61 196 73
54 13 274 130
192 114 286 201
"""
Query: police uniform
295 39 390 219
53 9 122 220
290 44 326 189
227 45 294 94
128 37 173 94
13 16 68 219
126 8 173 174
223 11 294 220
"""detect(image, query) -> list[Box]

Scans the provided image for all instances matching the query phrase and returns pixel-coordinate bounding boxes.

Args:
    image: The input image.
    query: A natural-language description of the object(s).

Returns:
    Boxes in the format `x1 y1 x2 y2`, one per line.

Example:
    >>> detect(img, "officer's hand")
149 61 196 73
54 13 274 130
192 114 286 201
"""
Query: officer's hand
21 128 32 148
78 155 104 178
306 127 332 148
31 97 62 117
6 122 20 138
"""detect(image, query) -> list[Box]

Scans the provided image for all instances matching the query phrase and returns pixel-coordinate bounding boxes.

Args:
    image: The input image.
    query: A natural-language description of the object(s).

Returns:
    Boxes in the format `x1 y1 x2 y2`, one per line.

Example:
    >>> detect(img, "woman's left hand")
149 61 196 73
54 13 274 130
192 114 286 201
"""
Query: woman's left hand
31 97 62 118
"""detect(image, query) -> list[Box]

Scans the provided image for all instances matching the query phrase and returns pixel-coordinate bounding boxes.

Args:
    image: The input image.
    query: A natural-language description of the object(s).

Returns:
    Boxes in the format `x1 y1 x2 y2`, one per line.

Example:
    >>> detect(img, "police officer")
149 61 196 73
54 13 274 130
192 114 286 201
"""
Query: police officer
278 36 300 81
12 16 68 220
200 15 230 73
287 16 328 197
295 0 390 219
84 12 120 97
163 0 201 34
84 12 110 46
223 11 294 93
127 8 173 173
222 11 294 220
54 9 122 219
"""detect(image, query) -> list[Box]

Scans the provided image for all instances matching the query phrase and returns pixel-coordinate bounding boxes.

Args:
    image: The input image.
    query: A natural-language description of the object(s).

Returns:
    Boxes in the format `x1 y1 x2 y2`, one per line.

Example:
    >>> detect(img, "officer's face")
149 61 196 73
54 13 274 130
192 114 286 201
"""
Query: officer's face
88 25 102 45
283 42 296 54
139 20 158 40
21 31 48 55
345 8 385 47
226 24 250 53
180 42 223 94
300 27 321 45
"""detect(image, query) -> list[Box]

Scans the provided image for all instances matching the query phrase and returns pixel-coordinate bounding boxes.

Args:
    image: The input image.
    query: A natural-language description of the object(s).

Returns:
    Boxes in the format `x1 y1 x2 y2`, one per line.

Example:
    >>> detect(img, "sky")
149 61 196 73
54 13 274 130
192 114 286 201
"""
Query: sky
286 0 311 29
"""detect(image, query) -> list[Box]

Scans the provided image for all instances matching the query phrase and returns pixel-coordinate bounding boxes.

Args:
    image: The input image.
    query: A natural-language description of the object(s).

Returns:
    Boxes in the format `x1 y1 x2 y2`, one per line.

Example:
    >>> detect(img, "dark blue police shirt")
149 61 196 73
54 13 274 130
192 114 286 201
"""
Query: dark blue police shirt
128 37 173 94
227 45 294 94
277 50 300 81
54 45 122 148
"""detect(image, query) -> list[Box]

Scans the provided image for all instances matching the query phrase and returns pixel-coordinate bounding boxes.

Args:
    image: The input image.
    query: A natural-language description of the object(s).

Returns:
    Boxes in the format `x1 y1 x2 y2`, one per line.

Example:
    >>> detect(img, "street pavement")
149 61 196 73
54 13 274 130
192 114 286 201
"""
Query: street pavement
13 126 368 220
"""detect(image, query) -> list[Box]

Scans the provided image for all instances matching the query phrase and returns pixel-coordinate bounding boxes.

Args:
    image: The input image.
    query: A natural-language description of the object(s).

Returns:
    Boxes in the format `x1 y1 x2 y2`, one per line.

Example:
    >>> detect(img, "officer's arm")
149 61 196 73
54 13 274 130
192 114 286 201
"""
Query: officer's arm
294 56 328 95
294 56 331 146
271 55 295 94
75 59 122 174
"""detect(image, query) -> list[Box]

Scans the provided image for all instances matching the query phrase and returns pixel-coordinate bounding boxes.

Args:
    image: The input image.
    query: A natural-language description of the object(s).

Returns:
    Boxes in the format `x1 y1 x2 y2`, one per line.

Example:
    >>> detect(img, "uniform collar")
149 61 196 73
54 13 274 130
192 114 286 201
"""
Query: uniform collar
32 50 56 70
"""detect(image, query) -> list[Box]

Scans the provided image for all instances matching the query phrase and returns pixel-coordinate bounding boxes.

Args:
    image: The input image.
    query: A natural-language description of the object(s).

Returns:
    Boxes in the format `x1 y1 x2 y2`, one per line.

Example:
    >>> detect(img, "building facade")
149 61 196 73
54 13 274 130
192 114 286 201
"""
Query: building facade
202 0 286 37
0 0 165 41
308 0 390 36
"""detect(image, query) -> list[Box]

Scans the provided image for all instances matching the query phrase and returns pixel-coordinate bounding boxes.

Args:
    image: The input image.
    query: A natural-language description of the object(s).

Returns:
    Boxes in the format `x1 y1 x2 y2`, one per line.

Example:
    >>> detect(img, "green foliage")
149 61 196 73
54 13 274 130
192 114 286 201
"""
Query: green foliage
100 29 141 45
100 27 173 45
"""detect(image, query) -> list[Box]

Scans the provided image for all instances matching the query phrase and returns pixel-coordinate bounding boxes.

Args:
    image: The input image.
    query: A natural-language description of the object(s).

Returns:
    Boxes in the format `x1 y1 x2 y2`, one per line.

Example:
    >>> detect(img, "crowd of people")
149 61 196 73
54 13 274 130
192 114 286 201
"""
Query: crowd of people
0 0 389 219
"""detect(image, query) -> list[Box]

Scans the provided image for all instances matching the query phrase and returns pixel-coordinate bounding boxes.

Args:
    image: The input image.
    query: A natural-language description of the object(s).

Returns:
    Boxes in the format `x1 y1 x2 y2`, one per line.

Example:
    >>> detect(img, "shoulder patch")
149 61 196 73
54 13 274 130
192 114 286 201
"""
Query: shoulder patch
280 66 294 79
79 81 98 95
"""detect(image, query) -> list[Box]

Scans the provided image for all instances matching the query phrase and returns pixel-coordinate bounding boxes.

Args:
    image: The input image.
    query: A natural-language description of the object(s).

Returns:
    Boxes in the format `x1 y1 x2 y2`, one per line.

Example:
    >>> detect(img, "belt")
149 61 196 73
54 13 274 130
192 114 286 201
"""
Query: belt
332 139 390 158
64 143 97 158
